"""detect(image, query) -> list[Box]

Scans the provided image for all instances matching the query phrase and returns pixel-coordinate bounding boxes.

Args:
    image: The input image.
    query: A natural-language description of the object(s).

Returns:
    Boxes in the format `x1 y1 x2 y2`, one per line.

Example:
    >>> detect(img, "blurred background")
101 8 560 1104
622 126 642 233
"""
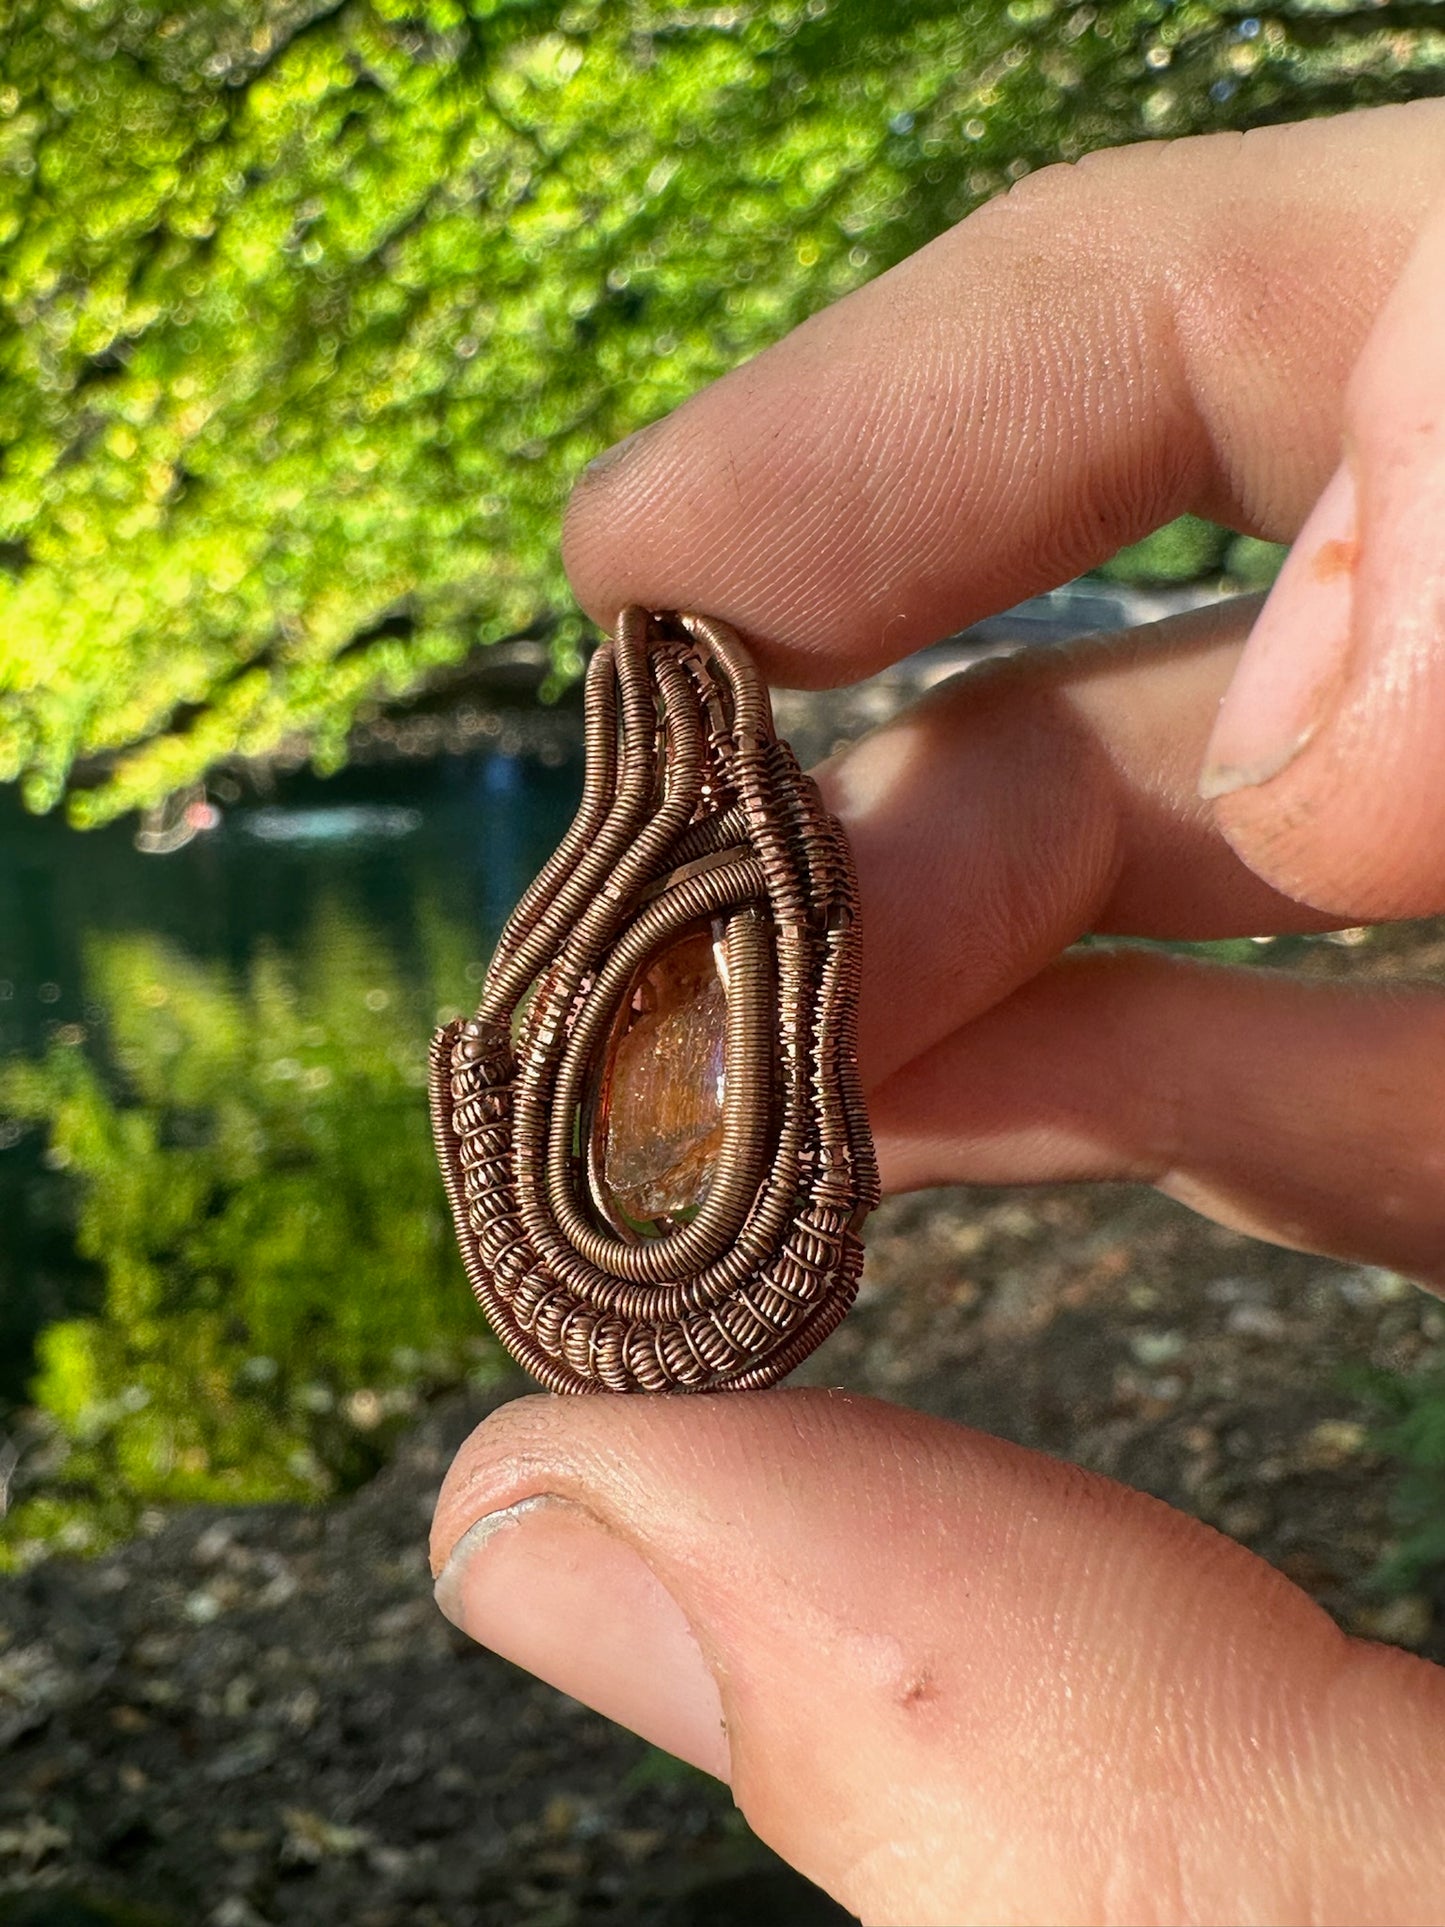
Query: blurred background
2 3 1444 1922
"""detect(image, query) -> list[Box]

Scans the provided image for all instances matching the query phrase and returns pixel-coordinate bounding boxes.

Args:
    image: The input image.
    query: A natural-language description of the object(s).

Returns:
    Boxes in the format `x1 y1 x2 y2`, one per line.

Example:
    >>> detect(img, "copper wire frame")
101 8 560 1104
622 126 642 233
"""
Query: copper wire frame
429 607 879 1394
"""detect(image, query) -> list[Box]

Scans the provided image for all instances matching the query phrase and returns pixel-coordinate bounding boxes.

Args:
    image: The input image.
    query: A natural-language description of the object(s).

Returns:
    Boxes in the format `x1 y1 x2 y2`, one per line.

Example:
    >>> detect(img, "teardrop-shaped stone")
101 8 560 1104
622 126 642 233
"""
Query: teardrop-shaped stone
598 926 727 1226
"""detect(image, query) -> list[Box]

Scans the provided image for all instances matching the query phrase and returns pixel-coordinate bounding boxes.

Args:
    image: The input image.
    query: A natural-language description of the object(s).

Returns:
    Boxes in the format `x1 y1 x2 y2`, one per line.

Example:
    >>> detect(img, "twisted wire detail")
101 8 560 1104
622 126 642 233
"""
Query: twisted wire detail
429 607 879 1393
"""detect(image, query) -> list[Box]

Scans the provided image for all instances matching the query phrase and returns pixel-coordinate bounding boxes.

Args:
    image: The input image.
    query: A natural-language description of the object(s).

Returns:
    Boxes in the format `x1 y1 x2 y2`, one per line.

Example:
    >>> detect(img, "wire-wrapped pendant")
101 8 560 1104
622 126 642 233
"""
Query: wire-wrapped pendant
430 606 878 1393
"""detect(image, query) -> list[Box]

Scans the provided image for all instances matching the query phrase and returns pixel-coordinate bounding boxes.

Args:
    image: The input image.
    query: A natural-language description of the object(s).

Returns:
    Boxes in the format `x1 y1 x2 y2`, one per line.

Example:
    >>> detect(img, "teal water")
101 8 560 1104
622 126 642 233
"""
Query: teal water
0 743 580 1563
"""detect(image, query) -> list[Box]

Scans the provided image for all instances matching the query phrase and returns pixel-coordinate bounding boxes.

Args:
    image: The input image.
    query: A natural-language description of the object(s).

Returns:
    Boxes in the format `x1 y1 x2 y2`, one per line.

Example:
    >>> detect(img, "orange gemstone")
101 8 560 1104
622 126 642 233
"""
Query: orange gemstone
599 926 727 1225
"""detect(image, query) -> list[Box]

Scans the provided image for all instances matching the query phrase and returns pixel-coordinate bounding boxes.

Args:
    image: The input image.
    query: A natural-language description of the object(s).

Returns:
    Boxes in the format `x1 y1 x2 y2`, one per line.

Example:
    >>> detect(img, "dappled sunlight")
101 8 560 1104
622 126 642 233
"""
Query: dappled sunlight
1 1 1430 823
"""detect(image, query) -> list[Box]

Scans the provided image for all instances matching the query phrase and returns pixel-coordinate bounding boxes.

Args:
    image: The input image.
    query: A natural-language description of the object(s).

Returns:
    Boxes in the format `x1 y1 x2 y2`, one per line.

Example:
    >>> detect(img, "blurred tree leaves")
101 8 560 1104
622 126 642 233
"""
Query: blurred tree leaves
1 0 1441 823
0 901 502 1566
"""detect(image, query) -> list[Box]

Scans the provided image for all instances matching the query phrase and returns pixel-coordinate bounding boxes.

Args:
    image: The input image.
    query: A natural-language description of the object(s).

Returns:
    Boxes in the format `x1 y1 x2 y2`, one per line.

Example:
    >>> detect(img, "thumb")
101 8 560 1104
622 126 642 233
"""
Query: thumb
430 1391 1445 1927
1199 191 1445 919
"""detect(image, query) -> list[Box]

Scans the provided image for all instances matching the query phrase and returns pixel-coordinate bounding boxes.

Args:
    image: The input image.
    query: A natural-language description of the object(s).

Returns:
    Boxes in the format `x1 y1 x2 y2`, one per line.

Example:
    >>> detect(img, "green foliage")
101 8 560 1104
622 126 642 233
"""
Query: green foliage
2 0 1440 823
1345 1358 1445 1593
1098 515 1289 592
0 904 502 1568
1223 532 1289 591
1096 512 1230 585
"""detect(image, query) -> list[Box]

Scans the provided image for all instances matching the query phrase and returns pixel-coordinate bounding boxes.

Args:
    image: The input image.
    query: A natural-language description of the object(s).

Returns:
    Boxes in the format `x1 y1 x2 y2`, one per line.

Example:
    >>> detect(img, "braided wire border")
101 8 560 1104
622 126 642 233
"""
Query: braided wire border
429 607 879 1393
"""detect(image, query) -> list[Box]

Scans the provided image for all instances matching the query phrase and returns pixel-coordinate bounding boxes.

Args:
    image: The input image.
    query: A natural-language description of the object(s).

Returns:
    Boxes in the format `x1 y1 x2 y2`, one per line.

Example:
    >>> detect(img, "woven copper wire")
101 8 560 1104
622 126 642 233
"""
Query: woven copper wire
429 607 879 1393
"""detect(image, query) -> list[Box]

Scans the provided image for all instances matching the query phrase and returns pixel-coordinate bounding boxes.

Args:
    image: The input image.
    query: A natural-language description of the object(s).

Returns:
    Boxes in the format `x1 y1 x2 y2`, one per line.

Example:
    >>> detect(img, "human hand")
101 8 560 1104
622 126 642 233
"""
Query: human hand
432 104 1445 1924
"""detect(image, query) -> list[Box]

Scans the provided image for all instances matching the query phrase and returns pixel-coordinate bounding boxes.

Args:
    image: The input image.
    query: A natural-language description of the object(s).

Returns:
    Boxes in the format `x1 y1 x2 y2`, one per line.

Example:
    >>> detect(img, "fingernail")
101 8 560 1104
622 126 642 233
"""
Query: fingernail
434 1495 730 1779
1199 462 1360 800
577 419 665 490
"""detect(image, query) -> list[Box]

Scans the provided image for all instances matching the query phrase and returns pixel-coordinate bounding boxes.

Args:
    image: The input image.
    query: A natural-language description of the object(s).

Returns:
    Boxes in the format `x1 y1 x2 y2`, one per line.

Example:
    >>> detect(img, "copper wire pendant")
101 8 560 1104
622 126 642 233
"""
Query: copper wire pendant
429 607 879 1393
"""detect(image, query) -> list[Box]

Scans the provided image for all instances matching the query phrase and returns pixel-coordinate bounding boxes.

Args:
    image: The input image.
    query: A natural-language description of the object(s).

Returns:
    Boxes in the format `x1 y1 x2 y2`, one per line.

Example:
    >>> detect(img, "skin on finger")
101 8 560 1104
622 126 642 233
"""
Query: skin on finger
1209 192 1445 920
564 103 1445 686
433 1495 729 1775
813 599 1342 1086
871 947 1445 1288
432 1391 1445 1927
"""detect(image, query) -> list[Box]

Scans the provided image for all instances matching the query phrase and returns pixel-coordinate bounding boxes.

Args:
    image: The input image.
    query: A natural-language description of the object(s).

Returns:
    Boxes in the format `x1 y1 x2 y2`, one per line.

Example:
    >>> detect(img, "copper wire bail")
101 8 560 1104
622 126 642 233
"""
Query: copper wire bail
429 607 879 1393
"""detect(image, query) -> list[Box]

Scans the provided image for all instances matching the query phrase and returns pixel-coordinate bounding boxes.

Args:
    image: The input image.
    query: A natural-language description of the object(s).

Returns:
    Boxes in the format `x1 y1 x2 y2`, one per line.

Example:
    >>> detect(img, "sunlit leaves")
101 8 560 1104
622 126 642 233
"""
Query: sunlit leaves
0 0 1439 822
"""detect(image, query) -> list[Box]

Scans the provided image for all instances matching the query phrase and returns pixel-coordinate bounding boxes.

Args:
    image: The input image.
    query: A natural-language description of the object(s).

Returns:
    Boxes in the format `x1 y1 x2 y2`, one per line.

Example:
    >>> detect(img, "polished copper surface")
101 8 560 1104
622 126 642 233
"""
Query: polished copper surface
429 606 878 1393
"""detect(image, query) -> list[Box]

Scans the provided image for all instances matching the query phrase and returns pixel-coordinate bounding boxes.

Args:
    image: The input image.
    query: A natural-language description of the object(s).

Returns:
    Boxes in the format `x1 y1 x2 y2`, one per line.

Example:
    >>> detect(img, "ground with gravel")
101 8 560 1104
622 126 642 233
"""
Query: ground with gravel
3 1152 1443 1925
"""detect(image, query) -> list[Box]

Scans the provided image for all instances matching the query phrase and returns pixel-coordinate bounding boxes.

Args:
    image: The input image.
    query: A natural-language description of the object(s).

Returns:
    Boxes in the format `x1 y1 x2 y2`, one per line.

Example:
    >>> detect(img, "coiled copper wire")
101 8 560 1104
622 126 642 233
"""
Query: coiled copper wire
429 607 879 1393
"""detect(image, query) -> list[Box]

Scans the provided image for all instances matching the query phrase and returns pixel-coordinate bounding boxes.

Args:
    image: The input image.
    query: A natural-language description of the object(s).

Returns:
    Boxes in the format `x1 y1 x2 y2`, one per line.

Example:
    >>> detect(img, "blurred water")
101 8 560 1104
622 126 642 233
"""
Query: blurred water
0 743 581 1563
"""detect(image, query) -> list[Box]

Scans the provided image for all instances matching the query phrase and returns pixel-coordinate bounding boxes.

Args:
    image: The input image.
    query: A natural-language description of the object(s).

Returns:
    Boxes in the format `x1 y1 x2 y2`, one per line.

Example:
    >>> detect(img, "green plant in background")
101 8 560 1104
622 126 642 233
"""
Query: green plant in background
0 903 501 1569
2 0 1439 824
1096 513 1231 587
1346 1361 1445 1595
1095 512 1293 591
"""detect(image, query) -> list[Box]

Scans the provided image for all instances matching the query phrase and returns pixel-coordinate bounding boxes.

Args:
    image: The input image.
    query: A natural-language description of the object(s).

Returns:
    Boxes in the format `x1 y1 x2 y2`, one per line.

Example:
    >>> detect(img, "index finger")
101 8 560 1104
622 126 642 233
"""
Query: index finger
563 103 1445 686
